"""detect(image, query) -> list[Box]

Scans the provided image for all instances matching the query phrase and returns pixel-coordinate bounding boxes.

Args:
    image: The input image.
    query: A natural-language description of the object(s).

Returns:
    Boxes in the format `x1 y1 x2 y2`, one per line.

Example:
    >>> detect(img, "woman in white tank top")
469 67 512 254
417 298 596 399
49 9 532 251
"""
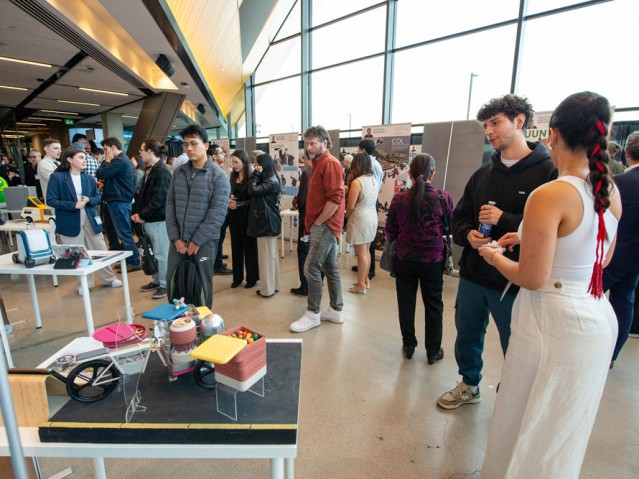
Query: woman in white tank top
477 92 622 479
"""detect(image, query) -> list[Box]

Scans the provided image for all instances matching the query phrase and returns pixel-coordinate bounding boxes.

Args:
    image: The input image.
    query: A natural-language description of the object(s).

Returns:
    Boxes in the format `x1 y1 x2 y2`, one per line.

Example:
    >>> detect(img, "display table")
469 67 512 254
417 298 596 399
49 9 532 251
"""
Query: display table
0 250 133 334
1 340 302 479
279 209 298 258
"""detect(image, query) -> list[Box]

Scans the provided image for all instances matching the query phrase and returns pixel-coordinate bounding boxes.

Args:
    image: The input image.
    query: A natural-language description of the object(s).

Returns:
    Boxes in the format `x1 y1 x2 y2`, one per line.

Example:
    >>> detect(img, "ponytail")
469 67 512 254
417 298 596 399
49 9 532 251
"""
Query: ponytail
408 154 436 226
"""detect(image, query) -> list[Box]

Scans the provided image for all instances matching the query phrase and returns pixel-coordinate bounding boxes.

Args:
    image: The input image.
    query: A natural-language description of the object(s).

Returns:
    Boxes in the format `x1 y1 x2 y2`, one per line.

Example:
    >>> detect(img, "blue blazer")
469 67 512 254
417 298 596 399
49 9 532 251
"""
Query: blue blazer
46 171 102 237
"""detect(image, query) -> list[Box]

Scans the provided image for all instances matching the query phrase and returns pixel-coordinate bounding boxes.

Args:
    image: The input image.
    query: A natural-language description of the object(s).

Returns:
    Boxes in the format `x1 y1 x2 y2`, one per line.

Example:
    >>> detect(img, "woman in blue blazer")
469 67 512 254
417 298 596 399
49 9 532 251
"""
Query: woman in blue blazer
47 148 121 295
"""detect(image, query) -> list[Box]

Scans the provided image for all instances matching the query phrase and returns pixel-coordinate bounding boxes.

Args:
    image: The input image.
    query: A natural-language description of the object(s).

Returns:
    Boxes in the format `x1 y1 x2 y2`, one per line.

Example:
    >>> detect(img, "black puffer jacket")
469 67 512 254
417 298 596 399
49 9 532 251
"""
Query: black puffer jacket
247 172 281 237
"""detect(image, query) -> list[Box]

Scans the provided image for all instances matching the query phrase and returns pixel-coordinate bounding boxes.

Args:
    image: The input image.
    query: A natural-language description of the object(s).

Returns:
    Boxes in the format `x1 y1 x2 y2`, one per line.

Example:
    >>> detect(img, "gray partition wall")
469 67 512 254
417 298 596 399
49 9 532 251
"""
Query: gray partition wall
423 120 486 269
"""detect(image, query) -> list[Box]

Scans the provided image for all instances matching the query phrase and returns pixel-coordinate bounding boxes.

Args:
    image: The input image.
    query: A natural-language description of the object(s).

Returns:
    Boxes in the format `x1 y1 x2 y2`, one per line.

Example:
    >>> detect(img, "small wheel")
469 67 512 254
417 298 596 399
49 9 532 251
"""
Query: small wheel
12 253 18 264
49 256 56 264
66 359 120 402
25 216 33 224
193 360 216 389
25 258 35 268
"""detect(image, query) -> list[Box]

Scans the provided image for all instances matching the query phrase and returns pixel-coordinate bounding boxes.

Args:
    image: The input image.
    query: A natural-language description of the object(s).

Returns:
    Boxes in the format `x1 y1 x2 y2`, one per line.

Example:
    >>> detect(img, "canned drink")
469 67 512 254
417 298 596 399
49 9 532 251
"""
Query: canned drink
479 201 496 237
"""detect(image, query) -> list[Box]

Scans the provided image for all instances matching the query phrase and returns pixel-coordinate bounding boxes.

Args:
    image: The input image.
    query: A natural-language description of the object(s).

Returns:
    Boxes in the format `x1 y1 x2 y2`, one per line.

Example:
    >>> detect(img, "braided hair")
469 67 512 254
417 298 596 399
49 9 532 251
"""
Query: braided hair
407 154 436 226
548 91 612 298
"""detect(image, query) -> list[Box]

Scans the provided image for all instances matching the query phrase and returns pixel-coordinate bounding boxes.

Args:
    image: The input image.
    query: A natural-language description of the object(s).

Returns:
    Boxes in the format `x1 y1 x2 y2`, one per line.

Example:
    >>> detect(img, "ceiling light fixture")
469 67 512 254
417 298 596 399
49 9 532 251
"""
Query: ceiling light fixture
57 100 100 107
17 122 47 126
122 115 139 119
0 56 52 68
29 116 63 121
40 110 80 115
79 87 129 97
0 85 28 91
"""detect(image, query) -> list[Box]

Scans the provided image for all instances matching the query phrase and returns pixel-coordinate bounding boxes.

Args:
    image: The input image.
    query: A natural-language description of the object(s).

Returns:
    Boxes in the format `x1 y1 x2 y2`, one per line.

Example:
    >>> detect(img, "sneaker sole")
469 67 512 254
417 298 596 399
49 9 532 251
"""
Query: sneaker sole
320 317 344 324
437 396 481 410
290 321 320 333
140 287 160 292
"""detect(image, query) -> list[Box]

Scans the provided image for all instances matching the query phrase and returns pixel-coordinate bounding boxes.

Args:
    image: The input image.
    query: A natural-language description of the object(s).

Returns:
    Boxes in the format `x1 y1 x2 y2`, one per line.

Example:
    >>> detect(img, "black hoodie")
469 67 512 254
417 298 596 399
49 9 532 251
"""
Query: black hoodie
452 141 557 293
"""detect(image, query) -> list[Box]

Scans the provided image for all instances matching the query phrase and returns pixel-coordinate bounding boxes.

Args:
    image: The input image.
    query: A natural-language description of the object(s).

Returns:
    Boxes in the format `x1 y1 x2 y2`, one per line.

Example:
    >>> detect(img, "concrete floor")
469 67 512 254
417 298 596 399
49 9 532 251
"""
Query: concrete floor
2 245 638 479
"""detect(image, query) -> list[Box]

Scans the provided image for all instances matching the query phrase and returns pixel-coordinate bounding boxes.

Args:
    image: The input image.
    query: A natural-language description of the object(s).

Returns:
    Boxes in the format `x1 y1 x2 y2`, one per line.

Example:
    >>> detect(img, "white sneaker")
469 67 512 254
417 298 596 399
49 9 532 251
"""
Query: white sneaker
77 287 83 297
290 311 321 333
320 306 344 324
109 279 123 288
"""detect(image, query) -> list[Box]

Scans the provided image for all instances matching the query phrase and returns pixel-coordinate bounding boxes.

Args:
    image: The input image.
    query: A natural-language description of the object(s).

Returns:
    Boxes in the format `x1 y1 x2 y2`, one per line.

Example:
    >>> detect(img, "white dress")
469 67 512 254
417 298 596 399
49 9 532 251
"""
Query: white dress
346 175 377 246
481 176 619 479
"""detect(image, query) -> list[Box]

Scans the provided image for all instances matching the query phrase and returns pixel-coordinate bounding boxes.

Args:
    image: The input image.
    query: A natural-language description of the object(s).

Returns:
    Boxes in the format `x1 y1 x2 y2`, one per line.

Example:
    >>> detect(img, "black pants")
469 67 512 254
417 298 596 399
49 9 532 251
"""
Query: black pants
227 207 259 284
394 258 444 357
214 217 228 269
297 211 309 291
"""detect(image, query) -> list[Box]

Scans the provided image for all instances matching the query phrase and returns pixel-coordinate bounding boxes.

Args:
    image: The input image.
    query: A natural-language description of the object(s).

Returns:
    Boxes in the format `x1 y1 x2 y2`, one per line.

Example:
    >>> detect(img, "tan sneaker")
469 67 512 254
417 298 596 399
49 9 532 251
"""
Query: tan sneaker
437 382 480 409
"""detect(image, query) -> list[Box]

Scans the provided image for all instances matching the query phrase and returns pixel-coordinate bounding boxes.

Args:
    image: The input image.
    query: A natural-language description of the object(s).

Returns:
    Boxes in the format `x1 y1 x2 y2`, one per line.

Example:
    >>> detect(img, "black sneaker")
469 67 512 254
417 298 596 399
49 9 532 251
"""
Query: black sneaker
140 282 160 292
124 264 141 273
290 287 308 297
222 254 229 260
214 266 233 275
351 265 358 272
152 287 167 300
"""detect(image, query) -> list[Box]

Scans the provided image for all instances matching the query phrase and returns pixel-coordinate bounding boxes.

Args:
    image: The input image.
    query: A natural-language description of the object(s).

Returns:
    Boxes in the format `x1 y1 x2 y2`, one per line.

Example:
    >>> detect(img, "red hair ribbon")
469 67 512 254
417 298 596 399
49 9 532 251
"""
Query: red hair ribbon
587 209 606 299
591 144 601 157
596 120 605 136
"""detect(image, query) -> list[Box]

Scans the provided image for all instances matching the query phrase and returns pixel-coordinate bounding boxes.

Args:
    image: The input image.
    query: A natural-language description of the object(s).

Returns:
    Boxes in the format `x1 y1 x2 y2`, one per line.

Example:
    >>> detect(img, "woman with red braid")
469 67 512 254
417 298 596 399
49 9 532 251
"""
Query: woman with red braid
477 91 622 478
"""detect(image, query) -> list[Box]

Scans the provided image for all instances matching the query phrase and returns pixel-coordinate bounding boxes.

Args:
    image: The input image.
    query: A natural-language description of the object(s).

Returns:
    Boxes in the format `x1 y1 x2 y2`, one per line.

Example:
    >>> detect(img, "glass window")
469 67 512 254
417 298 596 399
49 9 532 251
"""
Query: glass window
312 56 384 130
312 0 380 27
275 0 301 41
392 25 516 124
254 76 301 135
312 6 386 70
396 0 519 48
516 0 639 112
254 37 301 84
526 0 586 16
237 112 246 139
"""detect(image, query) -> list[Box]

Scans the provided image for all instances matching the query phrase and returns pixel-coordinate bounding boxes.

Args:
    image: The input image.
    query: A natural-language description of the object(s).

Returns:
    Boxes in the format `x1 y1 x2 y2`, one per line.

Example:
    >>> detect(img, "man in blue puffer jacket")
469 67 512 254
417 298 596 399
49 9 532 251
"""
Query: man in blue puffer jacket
166 125 230 308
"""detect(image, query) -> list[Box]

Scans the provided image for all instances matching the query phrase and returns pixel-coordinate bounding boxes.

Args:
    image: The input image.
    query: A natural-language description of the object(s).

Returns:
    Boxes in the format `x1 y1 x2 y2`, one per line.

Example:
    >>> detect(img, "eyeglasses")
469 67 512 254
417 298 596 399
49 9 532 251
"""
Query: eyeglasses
182 141 202 149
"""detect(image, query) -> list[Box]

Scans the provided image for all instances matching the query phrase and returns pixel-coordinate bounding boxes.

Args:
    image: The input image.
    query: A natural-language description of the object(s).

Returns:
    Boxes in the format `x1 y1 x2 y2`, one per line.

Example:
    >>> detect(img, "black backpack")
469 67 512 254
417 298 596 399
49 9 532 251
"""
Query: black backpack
136 224 158 276
167 255 206 306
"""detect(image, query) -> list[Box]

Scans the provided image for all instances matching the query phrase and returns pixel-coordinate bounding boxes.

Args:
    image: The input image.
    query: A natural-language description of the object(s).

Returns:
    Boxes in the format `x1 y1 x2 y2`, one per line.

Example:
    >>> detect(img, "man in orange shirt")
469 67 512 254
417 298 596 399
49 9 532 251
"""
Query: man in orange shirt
290 126 346 333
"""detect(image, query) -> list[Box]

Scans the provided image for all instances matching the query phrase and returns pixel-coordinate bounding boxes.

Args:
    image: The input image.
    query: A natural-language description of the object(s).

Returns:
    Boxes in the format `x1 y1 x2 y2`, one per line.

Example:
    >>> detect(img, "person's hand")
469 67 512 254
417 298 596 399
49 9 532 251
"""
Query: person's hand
96 180 104 189
186 241 200 256
254 164 263 173
131 213 145 224
467 229 491 249
478 245 503 266
478 204 503 225
175 239 188 254
228 198 237 210
498 232 520 251
75 196 89 210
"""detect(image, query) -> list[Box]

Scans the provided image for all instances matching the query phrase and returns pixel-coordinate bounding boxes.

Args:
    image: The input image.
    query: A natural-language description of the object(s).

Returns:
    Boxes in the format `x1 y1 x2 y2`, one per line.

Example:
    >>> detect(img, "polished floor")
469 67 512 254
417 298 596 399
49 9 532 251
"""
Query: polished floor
2 244 638 479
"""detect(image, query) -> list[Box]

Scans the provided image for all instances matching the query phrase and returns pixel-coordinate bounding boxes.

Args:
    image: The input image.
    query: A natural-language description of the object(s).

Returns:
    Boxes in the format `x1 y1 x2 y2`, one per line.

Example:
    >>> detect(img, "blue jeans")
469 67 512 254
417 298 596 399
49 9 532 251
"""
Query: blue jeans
144 221 169 288
106 201 140 265
603 268 639 361
304 224 342 314
454 277 516 386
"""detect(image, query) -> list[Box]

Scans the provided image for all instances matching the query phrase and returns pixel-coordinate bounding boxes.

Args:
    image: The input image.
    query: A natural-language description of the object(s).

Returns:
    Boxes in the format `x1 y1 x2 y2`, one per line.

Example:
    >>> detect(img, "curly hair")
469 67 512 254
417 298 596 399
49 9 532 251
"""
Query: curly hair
476 94 534 129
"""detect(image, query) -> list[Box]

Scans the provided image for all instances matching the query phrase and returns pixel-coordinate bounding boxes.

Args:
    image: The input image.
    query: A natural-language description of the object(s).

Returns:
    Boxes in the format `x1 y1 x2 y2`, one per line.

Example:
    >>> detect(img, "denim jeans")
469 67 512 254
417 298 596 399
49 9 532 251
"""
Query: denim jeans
603 268 639 360
106 201 140 265
304 224 342 314
144 221 169 288
454 277 515 386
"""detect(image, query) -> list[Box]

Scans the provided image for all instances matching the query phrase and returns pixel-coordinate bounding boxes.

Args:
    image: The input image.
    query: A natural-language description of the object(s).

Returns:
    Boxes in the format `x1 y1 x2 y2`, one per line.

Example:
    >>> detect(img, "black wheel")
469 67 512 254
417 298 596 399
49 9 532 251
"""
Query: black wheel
12 253 18 264
49 256 56 264
66 359 120 402
193 360 217 389
25 216 33 224
25 258 35 268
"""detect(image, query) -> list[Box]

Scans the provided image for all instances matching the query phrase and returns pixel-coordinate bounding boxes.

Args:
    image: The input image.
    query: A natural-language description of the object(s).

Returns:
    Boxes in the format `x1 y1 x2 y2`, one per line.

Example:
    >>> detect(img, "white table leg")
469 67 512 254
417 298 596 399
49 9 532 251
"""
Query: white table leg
285 458 294 478
119 259 133 323
79 276 94 335
27 275 42 329
93 457 106 479
280 229 285 258
289 217 294 253
270 458 284 479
